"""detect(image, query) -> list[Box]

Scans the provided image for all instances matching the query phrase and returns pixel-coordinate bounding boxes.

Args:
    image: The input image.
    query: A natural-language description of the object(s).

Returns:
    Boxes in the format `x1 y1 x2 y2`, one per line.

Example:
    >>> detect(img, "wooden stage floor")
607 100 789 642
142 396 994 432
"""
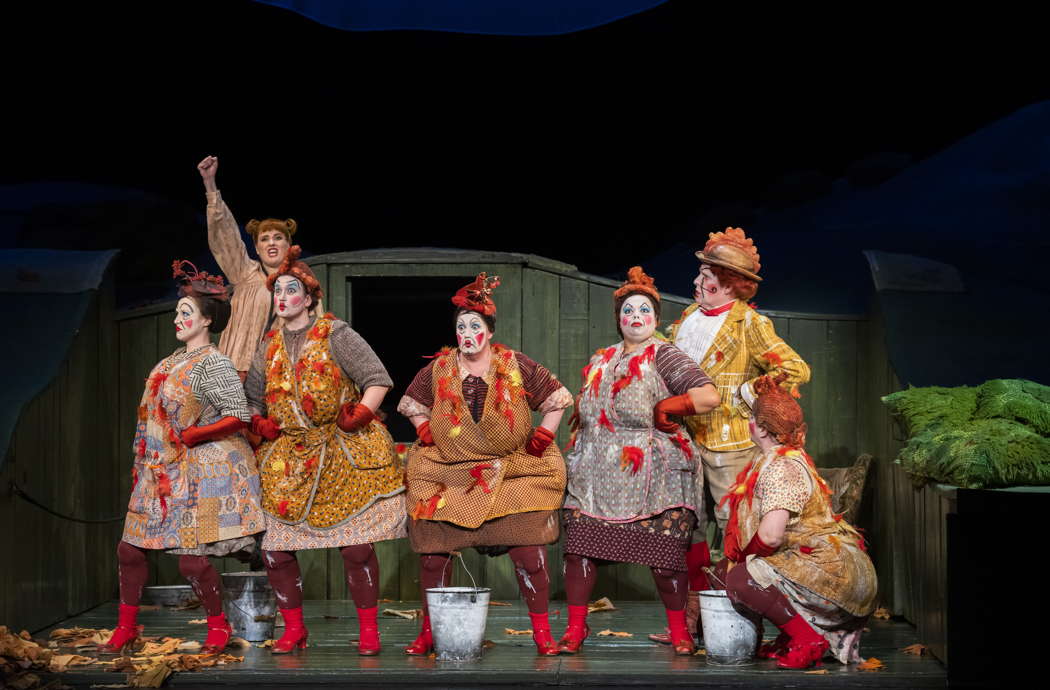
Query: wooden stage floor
41 600 946 688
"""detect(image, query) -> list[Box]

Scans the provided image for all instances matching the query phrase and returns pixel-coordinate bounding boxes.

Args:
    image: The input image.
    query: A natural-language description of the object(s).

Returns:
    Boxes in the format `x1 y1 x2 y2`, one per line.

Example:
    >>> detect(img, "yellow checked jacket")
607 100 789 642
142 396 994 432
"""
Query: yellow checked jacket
667 300 810 452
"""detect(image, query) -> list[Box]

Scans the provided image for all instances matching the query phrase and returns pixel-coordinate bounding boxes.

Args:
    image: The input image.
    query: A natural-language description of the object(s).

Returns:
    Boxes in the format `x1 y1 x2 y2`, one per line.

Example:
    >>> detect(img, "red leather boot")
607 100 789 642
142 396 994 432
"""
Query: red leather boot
272 607 309 654
775 615 829 669
529 611 559 656
405 614 433 656
556 605 590 654
356 606 381 656
200 612 233 655
98 604 140 654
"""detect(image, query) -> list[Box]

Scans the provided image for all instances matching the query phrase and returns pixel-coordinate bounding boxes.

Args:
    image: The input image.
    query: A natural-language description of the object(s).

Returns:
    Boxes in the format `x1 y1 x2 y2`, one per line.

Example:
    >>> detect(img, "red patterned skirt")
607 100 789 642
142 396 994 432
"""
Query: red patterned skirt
562 508 696 571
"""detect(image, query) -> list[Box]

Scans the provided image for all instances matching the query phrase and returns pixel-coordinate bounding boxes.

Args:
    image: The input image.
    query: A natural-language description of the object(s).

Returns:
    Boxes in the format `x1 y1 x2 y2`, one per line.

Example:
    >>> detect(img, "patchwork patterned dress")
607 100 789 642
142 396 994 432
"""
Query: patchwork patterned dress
726 446 878 664
245 314 405 550
122 345 264 555
562 338 711 571
397 345 573 553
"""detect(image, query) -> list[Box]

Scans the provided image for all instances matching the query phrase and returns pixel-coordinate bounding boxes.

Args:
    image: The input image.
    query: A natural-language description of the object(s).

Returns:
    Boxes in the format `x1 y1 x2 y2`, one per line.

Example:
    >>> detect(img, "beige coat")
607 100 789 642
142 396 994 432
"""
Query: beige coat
206 190 321 371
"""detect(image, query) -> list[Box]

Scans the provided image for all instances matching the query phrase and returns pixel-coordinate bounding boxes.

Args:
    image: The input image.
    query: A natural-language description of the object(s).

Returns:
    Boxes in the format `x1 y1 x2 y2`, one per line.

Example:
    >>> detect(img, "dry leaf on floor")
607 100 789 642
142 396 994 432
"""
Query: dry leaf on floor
488 601 512 607
110 658 139 673
137 606 161 612
227 637 250 650
804 668 828 674
872 607 891 620
175 641 200 653
596 629 632 638
170 599 200 611
48 654 95 672
377 598 394 604
902 643 927 656
426 651 437 659
587 597 617 613
256 640 274 649
693 648 706 656
139 638 180 656
482 640 496 649
504 628 532 635
252 615 274 622
186 619 206 625
858 657 885 671
6 672 41 690
127 660 171 688
382 608 422 620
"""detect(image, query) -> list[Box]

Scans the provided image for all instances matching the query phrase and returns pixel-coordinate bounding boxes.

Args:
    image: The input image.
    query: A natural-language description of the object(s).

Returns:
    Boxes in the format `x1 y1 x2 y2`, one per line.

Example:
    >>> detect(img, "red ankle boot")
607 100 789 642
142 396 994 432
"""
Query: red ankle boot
99 604 140 654
666 608 695 656
356 606 381 656
556 605 589 654
405 614 433 656
272 607 309 654
200 613 233 655
528 612 559 656
775 615 829 669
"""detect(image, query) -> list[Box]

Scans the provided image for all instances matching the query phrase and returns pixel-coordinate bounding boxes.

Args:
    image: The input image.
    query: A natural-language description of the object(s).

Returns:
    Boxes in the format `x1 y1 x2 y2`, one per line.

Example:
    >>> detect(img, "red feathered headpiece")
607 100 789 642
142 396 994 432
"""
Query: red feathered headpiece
613 266 660 303
451 272 500 316
172 260 230 302
265 245 323 305
753 372 806 448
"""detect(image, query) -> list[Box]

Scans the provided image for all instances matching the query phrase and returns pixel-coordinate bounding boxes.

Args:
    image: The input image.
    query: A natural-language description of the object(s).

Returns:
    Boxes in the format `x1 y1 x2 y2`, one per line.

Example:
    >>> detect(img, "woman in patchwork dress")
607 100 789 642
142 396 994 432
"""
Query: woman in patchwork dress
707 373 877 669
102 261 264 655
558 267 720 656
397 273 574 656
245 247 404 655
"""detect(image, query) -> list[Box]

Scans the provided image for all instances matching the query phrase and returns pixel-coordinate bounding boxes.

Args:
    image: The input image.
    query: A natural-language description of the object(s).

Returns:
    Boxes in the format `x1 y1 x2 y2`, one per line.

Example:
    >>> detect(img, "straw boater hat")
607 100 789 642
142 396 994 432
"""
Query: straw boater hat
695 227 763 282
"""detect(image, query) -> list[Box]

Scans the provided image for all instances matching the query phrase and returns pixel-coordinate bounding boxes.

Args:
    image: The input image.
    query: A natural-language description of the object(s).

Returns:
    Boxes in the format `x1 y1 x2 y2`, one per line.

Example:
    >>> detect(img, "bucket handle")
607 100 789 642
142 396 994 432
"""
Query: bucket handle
440 551 481 603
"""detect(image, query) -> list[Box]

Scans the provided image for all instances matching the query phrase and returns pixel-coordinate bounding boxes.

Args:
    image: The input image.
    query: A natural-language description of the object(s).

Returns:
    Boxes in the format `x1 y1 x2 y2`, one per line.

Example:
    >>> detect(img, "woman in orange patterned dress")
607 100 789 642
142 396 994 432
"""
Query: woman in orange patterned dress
396 274 573 656
245 247 404 655
707 374 877 669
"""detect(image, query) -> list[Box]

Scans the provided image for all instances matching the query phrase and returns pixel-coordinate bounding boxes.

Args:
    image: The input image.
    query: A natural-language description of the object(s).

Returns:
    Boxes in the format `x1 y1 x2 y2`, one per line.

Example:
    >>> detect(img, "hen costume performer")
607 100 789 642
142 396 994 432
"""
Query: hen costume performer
708 374 877 669
397 274 573 656
245 247 404 655
658 227 810 641
102 262 264 655
198 155 321 375
558 268 720 655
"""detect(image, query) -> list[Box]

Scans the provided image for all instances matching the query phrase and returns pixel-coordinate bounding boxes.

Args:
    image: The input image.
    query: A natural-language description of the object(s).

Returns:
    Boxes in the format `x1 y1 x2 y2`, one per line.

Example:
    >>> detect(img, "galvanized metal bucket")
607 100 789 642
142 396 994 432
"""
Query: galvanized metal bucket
221 571 277 642
426 555 490 661
142 584 195 607
699 589 758 665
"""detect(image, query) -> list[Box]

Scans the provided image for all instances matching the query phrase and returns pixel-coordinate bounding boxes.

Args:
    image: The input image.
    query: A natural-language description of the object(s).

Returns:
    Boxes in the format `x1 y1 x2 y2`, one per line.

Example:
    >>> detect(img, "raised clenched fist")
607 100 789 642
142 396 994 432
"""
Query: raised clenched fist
197 155 219 180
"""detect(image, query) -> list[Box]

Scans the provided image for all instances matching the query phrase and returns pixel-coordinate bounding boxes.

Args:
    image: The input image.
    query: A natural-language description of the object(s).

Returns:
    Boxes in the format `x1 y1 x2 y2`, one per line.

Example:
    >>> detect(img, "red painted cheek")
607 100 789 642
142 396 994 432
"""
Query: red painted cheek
290 296 303 306
456 333 465 345
643 315 653 325
475 333 485 346
621 316 630 326
184 320 193 328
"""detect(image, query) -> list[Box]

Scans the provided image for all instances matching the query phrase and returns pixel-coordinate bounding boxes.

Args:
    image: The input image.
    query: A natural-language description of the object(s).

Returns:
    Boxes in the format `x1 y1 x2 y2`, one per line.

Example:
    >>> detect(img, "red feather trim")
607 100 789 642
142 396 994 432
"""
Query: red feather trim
265 389 279 405
305 456 318 472
301 392 315 417
598 409 615 433
155 470 172 522
324 312 336 320
136 437 147 459
266 340 279 362
148 373 167 398
579 362 593 386
672 431 694 460
167 427 181 449
588 368 603 398
719 461 755 561
762 350 784 367
442 411 462 427
309 322 330 340
295 360 307 381
154 403 168 424
620 446 644 474
467 463 495 494
601 347 616 363
264 329 277 340
799 545 814 554
715 351 725 363
312 361 328 375
131 466 139 490
137 404 148 422
278 500 290 517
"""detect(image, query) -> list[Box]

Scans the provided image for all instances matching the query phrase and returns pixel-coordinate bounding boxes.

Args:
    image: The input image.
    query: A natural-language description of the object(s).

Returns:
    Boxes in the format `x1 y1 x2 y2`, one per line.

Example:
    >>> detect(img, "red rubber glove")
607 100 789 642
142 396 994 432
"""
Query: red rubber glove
250 414 281 441
337 402 375 433
740 532 778 560
525 427 555 457
181 416 247 448
653 393 697 433
416 420 435 446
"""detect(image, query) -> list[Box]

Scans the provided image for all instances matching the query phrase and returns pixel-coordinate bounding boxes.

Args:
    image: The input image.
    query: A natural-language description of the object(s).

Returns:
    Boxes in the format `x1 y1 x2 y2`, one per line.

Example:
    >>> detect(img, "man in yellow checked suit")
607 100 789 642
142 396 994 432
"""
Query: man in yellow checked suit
652 227 810 642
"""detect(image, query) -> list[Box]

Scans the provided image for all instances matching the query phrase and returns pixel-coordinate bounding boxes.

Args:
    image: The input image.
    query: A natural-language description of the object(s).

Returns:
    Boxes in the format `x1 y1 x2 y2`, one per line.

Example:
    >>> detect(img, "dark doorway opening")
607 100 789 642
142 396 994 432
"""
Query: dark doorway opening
349 275 468 442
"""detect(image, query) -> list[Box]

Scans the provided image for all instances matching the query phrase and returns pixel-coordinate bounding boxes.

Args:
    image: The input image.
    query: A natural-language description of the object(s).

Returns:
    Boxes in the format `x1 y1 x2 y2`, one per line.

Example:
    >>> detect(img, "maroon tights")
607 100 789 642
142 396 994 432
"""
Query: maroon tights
263 544 379 610
722 558 797 627
418 546 550 614
116 540 223 616
564 553 689 610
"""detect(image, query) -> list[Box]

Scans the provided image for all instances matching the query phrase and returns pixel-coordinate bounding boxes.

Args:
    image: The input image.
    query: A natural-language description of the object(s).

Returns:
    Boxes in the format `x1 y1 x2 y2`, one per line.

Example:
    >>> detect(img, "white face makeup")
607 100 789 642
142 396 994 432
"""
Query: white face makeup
693 264 732 309
619 295 657 344
456 311 491 354
256 230 290 270
273 275 310 320
173 297 211 343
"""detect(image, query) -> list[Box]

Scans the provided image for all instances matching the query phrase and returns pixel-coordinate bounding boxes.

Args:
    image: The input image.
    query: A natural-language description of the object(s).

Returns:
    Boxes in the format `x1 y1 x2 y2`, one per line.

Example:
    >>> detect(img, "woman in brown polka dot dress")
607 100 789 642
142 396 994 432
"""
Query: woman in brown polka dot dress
245 247 405 656
397 273 573 656
558 267 720 656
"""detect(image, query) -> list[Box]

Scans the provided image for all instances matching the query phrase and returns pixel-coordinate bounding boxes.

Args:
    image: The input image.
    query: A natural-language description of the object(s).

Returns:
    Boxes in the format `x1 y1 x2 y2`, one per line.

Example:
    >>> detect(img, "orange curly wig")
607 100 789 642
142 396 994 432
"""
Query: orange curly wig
753 373 806 448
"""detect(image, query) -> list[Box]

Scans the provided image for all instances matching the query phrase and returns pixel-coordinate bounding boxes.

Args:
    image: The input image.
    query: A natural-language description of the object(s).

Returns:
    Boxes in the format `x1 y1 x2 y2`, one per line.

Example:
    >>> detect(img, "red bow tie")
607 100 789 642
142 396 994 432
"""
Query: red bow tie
700 302 734 317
